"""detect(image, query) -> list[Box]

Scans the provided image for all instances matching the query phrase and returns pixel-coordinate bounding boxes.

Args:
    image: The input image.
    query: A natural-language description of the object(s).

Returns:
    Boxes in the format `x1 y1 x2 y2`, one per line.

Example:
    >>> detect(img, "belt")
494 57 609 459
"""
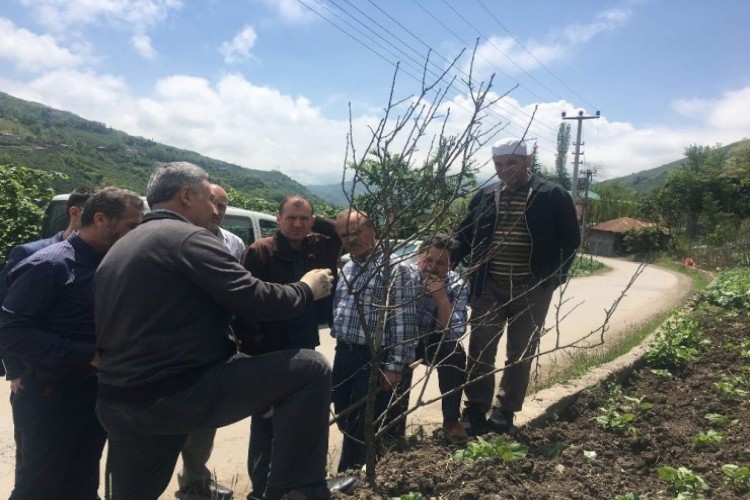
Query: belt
336 340 370 352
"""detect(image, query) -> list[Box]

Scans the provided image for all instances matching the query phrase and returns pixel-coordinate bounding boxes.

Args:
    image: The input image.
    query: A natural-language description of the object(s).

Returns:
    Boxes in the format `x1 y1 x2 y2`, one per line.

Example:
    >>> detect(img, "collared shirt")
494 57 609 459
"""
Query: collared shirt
409 265 469 341
0 232 103 374
217 227 245 261
331 249 418 372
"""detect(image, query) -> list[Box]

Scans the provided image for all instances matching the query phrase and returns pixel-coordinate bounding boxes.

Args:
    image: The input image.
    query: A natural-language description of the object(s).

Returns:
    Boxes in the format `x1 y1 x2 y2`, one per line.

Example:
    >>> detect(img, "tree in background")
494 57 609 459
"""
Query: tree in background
0 164 63 265
554 122 572 190
589 181 640 223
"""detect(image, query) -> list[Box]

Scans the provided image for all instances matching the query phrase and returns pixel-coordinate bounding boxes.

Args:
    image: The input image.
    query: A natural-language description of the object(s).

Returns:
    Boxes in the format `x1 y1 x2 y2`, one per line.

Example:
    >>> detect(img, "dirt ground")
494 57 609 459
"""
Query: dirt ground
345 301 750 499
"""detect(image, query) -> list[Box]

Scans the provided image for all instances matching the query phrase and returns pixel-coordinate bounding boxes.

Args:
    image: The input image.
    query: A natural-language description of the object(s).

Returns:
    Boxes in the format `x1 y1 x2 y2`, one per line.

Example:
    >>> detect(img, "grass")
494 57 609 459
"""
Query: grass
532 258 712 391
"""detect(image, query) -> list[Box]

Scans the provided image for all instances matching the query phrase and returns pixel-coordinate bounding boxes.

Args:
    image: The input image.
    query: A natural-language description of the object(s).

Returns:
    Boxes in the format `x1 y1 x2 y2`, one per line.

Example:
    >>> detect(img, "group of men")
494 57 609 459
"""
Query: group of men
0 137 580 500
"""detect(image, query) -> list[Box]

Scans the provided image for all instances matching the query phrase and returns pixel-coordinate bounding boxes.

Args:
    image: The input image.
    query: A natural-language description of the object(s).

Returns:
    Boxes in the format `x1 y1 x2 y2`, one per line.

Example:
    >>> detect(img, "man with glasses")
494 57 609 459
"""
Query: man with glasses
454 138 580 436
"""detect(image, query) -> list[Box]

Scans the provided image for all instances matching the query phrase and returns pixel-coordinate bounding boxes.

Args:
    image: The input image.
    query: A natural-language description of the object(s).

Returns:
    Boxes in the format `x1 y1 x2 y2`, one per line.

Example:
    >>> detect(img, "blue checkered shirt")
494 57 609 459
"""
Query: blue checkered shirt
410 265 469 341
331 249 418 372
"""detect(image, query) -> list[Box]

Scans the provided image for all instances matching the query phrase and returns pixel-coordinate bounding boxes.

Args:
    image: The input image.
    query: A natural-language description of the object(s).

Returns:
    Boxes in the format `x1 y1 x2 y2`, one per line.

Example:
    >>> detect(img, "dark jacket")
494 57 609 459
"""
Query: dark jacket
454 174 581 299
94 211 314 400
235 218 341 354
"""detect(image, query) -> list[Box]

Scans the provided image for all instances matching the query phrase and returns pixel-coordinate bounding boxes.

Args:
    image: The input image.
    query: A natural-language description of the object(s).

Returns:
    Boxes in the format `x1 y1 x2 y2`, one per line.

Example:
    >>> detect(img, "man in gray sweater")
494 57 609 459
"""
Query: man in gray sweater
94 162 334 500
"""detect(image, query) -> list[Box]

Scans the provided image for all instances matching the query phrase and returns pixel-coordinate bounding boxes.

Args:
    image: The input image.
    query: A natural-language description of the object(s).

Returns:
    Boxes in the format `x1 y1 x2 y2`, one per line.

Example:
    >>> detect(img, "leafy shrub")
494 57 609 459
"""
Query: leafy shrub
569 255 606 277
645 313 710 370
722 464 750 493
656 466 708 497
703 268 750 309
452 435 528 462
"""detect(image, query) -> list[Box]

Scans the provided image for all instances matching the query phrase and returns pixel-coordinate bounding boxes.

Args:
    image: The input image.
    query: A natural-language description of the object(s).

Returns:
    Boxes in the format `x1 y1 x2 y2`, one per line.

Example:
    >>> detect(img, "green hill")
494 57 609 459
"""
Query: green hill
595 139 748 194
0 91 322 206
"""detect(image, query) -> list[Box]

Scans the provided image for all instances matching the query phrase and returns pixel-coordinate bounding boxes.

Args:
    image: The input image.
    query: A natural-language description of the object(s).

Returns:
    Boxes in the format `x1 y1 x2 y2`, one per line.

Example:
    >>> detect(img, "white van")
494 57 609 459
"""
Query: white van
41 194 278 245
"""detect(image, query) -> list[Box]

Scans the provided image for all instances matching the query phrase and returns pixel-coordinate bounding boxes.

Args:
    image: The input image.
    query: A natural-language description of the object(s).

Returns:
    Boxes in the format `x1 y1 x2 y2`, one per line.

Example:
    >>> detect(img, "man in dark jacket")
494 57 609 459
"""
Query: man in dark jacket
454 138 580 436
0 187 143 499
94 162 335 500
237 195 344 499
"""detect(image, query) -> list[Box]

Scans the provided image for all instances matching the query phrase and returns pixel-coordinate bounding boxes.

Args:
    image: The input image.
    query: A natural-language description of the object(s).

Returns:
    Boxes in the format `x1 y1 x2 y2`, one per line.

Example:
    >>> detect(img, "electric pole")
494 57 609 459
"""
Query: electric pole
561 110 600 203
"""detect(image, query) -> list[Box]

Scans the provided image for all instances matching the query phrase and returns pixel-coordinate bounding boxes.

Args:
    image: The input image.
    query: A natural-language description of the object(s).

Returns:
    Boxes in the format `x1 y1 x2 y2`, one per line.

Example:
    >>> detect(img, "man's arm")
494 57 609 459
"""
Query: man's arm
555 187 582 277
0 245 34 305
430 273 469 338
0 261 96 371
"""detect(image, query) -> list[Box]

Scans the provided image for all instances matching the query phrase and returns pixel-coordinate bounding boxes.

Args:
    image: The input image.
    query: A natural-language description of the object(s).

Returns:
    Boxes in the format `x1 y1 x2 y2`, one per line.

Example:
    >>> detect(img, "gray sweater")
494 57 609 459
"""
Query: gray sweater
94 211 312 399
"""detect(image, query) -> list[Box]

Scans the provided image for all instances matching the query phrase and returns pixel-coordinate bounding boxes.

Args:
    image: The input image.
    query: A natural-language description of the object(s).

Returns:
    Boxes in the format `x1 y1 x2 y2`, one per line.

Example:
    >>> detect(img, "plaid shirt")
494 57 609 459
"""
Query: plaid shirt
410 265 469 341
331 249 418 372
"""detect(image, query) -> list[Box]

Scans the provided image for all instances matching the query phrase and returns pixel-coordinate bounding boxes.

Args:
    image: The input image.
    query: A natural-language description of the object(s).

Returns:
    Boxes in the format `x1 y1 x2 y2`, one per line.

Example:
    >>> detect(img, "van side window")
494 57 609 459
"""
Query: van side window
41 201 70 239
259 219 278 239
221 215 252 245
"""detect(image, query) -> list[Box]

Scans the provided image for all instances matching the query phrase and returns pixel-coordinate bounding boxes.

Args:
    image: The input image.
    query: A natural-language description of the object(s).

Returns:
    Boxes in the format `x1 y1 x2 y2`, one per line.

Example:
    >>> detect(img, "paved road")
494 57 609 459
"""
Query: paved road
0 257 693 498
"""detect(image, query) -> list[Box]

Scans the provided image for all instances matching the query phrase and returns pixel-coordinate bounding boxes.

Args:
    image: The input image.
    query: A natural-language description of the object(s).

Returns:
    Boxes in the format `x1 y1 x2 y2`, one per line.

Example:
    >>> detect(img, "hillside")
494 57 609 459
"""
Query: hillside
0 91 322 205
595 139 748 194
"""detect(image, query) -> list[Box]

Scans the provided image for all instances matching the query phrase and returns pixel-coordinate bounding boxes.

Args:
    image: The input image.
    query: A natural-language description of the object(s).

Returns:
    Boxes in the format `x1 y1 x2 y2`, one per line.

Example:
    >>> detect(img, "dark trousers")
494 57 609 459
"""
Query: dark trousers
11 374 106 500
178 428 217 489
395 335 467 436
465 279 555 413
248 413 273 499
331 344 397 473
96 350 331 500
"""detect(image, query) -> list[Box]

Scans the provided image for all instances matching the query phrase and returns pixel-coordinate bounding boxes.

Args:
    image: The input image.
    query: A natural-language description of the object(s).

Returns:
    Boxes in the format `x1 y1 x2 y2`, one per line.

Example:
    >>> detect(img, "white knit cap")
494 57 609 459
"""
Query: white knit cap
491 138 527 157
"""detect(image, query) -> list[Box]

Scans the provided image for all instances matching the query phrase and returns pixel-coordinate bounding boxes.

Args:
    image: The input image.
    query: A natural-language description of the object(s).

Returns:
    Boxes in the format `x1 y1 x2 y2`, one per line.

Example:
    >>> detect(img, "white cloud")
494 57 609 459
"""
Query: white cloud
472 6 631 77
19 0 183 31
0 18 82 72
1 63 747 187
671 97 712 119
262 0 321 24
131 33 157 59
219 26 257 64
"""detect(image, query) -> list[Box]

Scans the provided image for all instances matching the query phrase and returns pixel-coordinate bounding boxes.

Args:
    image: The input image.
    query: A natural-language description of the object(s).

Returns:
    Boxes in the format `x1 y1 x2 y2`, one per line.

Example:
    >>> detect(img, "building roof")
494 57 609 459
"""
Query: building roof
590 217 656 233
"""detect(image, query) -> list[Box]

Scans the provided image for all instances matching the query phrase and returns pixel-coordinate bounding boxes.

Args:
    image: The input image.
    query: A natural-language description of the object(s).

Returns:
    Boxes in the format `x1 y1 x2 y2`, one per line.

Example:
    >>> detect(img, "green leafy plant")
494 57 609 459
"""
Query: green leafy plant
692 429 724 449
392 493 423 500
645 314 710 370
657 466 708 497
650 368 674 379
452 435 528 463
714 375 749 399
622 395 654 412
703 268 750 309
704 413 737 428
593 408 636 435
721 464 750 493
614 493 649 500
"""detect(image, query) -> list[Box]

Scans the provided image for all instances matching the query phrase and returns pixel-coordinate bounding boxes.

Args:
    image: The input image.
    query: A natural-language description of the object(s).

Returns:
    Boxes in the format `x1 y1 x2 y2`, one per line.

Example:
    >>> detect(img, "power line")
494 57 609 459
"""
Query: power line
475 0 599 111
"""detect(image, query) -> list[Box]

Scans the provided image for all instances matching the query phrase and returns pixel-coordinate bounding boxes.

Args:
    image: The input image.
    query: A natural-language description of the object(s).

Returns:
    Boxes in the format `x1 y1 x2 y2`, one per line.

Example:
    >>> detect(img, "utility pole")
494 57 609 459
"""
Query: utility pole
561 110 600 204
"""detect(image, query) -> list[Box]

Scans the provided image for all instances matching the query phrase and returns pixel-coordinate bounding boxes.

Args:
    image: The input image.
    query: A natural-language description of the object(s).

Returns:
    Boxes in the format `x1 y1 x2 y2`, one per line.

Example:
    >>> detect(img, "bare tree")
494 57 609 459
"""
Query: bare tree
331 47 648 485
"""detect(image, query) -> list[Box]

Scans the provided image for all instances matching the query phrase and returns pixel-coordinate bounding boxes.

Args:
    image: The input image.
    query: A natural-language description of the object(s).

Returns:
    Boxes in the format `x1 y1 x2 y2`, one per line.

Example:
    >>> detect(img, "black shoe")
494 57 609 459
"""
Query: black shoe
460 405 489 436
176 479 234 500
326 475 358 495
487 406 514 434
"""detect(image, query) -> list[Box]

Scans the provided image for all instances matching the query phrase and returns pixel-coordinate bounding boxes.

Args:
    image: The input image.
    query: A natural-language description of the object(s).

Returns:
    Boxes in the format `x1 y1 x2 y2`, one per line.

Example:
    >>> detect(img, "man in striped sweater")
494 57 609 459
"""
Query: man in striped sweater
454 138 580 436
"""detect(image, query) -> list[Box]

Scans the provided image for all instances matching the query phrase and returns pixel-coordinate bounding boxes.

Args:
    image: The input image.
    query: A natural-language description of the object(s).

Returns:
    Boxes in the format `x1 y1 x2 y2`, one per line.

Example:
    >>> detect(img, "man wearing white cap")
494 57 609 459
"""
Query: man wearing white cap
454 138 580 435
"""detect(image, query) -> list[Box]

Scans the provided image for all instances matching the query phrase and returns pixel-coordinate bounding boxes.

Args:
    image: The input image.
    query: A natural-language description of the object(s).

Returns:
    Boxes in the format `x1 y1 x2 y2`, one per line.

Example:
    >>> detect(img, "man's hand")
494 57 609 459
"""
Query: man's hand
10 378 23 394
422 272 446 298
378 370 402 391
300 268 334 300
90 353 102 368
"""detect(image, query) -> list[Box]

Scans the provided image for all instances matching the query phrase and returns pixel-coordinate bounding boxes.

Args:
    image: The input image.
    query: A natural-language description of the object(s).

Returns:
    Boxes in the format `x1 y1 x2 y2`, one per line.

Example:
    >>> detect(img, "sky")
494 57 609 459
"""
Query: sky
1 0 749 186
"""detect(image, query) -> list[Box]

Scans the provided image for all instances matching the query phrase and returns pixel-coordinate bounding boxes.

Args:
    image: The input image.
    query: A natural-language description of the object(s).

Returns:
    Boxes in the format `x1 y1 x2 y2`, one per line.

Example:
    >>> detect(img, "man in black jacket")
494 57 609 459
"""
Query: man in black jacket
94 162 335 500
454 138 580 436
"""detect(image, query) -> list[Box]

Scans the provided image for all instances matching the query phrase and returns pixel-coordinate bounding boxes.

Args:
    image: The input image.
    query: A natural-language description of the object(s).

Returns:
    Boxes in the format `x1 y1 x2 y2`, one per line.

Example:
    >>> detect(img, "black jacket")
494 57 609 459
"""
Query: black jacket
454 174 581 298
94 211 313 400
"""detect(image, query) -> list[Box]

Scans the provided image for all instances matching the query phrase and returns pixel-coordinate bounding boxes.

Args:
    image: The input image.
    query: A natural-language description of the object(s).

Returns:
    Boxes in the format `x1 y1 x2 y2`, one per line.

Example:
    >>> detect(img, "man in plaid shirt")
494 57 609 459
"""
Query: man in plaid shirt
394 235 470 443
330 209 418 472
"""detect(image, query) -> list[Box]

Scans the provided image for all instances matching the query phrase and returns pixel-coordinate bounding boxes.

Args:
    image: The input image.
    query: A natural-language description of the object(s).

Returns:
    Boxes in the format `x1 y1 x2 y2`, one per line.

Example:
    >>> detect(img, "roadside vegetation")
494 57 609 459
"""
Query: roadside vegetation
351 266 750 498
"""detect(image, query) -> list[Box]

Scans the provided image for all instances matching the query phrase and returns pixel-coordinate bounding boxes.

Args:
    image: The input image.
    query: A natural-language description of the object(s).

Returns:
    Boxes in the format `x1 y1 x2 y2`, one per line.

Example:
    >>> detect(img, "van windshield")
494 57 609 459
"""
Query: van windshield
41 200 69 238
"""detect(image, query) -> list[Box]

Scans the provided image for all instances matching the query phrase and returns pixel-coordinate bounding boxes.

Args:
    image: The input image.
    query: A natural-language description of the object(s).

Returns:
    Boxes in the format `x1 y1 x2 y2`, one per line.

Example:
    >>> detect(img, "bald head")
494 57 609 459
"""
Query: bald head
208 184 229 233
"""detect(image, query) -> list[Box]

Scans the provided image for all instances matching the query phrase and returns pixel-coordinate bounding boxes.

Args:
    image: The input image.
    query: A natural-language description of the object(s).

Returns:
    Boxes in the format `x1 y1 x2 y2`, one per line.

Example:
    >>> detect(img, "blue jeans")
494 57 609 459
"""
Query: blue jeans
96 350 331 500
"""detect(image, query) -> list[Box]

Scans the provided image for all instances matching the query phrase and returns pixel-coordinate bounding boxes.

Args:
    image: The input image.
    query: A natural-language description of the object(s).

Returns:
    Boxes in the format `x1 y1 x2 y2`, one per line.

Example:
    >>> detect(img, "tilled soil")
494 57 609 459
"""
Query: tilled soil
344 303 750 499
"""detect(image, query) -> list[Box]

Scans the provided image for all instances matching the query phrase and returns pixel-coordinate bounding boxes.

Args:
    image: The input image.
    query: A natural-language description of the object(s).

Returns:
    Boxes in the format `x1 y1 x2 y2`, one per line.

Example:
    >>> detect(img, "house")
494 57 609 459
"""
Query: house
586 217 665 257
